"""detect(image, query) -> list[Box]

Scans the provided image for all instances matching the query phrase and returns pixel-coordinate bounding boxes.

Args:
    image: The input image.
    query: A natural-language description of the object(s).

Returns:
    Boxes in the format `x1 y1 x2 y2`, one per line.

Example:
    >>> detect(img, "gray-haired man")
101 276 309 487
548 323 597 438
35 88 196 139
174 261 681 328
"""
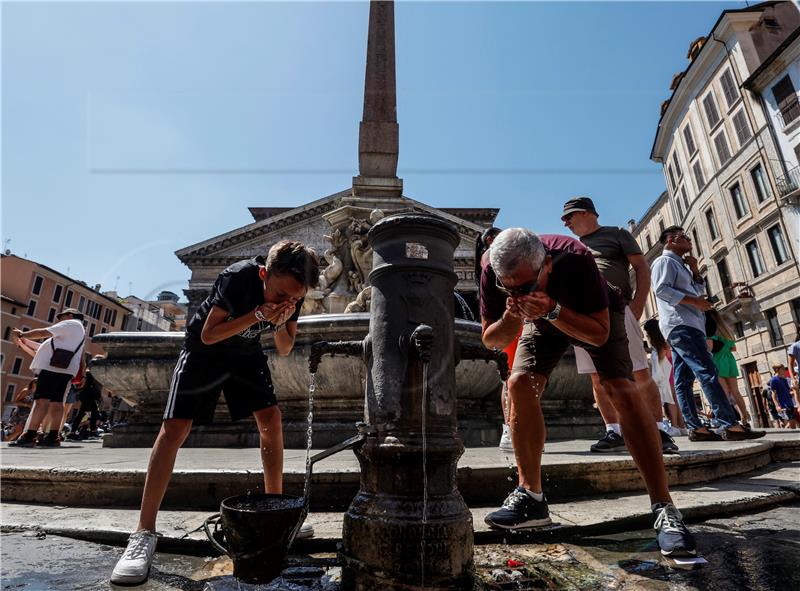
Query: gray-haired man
479 228 695 557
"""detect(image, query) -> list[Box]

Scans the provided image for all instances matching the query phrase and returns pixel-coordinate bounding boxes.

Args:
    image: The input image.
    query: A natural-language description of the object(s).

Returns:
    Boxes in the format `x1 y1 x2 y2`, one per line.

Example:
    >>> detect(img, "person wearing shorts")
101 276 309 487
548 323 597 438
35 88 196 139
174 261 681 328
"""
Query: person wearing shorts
111 240 320 586
9 309 85 448
479 228 695 558
562 196 677 454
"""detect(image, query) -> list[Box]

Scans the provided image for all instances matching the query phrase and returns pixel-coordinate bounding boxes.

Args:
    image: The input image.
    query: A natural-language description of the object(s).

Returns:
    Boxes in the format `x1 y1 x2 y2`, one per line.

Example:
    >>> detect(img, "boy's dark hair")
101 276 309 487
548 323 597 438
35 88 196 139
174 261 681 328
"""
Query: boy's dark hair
265 240 320 288
659 225 684 245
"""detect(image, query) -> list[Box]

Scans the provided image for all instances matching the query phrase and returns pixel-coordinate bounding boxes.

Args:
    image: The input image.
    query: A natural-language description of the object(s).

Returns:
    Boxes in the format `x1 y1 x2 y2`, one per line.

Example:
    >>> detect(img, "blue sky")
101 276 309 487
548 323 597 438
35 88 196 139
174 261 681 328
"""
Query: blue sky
2 1 741 301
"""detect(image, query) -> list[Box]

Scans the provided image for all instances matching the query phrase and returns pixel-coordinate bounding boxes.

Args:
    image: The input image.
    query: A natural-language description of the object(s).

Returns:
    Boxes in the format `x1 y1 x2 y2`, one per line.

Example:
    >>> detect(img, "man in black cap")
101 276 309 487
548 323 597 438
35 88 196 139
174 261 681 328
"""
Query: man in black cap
9 308 86 447
561 196 678 454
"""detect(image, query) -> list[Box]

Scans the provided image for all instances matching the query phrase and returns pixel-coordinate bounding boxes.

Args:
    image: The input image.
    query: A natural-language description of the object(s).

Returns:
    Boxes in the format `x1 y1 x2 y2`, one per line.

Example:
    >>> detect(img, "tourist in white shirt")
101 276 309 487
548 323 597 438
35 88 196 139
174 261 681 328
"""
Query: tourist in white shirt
9 308 85 447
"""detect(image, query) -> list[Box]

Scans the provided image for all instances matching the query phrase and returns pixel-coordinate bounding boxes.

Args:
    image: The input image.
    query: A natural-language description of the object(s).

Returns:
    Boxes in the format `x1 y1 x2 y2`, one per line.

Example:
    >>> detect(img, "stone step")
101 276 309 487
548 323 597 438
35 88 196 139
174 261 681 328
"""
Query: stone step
3 432 798 511
3 462 798 554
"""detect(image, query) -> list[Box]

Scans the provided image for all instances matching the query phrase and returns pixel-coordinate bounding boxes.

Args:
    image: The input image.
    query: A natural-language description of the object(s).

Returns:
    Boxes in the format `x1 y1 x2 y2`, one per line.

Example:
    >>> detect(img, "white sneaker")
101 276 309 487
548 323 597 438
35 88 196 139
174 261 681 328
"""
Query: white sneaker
296 520 314 539
498 424 514 453
111 529 158 585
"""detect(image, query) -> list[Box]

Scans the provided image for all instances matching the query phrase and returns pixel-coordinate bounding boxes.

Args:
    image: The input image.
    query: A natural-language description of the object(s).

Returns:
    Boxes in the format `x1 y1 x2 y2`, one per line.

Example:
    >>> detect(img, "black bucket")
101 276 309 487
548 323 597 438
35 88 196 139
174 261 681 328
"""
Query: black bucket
204 493 305 584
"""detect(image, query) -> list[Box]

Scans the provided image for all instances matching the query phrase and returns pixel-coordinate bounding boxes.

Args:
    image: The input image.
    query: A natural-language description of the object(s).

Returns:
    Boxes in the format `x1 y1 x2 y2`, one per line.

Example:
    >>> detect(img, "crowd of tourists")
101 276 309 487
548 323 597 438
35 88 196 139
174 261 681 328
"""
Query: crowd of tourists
474 196 798 559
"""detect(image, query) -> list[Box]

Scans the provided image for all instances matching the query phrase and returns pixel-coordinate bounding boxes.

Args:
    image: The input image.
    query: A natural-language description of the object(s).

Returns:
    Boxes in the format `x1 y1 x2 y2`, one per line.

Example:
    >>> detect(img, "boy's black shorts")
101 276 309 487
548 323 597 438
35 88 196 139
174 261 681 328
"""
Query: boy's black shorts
163 348 277 424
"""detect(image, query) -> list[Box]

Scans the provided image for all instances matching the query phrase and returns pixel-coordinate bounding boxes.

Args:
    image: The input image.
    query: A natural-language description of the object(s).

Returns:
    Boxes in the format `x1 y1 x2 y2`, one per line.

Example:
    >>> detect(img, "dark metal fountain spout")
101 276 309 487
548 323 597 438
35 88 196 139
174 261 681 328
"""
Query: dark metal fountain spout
308 340 366 375
457 342 509 382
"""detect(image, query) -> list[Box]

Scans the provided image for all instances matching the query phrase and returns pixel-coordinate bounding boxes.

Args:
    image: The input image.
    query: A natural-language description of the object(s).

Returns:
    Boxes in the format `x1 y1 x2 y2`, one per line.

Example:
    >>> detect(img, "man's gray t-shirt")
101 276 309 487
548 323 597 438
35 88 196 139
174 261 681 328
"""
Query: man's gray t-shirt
579 226 643 303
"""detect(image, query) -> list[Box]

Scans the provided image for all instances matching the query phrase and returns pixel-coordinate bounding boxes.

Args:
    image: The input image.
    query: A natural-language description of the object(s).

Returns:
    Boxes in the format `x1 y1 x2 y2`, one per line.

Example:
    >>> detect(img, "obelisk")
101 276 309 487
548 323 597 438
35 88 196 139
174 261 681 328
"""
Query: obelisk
352 0 403 198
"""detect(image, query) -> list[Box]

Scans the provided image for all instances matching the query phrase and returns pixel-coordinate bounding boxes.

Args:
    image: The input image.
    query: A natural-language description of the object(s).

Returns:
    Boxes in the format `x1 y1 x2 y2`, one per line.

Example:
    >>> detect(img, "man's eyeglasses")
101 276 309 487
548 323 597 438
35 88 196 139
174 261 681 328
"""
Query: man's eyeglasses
496 273 539 297
675 234 691 242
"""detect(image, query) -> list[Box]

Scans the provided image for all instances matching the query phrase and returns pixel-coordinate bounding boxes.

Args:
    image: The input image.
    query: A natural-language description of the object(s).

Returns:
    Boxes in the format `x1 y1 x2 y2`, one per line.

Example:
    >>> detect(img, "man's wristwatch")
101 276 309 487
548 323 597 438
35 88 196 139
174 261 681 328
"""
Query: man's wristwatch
254 308 267 322
543 302 561 321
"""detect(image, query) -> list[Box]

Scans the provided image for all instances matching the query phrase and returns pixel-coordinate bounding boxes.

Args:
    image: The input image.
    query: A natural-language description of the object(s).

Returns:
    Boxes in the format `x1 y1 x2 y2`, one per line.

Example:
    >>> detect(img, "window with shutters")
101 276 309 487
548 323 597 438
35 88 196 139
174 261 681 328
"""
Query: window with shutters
681 186 689 212
714 131 731 164
692 161 705 189
65 289 74 307
767 225 789 264
667 165 676 190
703 93 721 128
705 208 720 240
32 275 44 295
750 164 770 203
683 125 697 155
746 239 765 277
765 308 784 347
720 69 739 108
676 195 684 220
732 110 751 146
730 183 749 218
773 75 800 126
716 258 732 290
672 152 682 178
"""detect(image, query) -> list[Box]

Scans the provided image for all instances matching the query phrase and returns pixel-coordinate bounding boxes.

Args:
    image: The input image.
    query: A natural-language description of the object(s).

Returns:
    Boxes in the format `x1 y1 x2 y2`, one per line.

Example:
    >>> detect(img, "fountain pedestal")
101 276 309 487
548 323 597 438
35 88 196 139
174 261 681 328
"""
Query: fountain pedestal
340 214 472 590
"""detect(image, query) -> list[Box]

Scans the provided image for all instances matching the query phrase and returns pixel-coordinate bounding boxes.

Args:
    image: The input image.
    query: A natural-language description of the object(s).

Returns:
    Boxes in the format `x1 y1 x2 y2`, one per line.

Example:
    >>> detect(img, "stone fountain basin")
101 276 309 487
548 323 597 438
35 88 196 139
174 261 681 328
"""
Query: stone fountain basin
91 313 503 447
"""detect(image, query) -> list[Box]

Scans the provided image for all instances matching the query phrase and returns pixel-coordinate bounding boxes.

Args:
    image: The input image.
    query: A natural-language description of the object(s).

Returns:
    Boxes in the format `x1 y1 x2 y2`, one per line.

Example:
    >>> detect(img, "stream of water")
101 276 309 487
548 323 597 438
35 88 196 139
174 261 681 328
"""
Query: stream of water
304 373 316 501
420 361 429 590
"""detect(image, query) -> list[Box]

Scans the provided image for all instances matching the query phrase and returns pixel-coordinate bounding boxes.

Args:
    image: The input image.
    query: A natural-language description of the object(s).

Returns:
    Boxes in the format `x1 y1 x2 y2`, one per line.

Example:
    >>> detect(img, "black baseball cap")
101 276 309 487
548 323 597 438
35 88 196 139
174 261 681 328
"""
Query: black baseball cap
562 196 598 218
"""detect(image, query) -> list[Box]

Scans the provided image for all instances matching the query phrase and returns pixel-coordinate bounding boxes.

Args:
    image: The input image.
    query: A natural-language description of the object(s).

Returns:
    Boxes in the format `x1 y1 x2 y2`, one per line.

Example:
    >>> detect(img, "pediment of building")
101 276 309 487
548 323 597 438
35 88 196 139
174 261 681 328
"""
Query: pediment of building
176 189 495 265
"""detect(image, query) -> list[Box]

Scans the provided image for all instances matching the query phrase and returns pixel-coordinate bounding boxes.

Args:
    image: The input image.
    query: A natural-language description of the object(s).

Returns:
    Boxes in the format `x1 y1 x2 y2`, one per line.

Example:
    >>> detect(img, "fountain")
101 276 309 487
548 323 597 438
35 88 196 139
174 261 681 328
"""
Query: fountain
310 212 493 591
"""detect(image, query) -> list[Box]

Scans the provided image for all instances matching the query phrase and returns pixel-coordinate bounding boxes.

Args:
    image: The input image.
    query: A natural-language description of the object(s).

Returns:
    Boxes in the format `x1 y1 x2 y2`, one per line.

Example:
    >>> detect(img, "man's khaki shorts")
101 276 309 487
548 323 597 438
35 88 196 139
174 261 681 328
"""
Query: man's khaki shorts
511 307 634 382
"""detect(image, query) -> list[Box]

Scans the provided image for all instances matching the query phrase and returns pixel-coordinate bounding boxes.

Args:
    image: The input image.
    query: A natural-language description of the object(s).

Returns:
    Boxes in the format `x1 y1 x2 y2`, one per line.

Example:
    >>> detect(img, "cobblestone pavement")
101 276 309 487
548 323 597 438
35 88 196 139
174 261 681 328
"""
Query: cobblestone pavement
2 503 798 590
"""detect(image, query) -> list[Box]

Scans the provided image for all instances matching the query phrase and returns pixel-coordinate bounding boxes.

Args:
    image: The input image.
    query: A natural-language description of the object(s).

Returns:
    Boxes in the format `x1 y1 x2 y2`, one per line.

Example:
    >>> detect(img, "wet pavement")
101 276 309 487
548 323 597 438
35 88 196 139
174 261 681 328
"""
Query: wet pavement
2 503 798 590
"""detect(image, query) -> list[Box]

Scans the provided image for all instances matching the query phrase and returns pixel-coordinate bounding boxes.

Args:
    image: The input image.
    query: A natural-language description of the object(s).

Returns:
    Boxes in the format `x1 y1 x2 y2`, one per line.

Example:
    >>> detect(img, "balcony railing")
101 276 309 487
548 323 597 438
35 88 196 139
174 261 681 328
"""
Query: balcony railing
722 282 754 306
776 165 800 198
778 98 800 129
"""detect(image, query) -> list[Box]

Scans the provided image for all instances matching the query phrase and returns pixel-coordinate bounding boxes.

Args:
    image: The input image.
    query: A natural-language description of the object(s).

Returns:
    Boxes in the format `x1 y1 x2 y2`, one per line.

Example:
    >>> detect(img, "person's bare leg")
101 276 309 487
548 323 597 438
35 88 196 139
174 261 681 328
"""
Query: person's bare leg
508 372 548 493
44 402 64 433
669 386 687 429
633 368 664 424
61 403 74 430
592 381 619 427
26 400 50 434
605 377 671 504
666 403 682 429
137 419 193 532
253 406 284 494
720 377 750 424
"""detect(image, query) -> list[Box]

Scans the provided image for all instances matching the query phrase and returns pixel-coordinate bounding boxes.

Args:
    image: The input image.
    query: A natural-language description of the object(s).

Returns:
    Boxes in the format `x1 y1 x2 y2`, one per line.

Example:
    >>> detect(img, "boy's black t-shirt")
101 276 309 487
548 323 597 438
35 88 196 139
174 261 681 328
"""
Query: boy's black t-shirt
184 256 303 356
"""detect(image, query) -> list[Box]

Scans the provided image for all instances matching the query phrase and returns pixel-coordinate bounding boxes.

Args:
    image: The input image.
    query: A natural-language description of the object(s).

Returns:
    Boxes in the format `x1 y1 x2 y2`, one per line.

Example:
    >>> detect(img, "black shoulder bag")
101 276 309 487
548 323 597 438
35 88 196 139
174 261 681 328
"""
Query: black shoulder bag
50 339 83 369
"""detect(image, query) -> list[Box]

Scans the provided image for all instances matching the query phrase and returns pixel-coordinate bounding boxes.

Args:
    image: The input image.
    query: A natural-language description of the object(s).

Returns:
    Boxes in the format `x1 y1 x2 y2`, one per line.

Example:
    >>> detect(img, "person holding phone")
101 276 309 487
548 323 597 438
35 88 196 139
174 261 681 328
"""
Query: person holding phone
651 226 764 442
479 228 695 558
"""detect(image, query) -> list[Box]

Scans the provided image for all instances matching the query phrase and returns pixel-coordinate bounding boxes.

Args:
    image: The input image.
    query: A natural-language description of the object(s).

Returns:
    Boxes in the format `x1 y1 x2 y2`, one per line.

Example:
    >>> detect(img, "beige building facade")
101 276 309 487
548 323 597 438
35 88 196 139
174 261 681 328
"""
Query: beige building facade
0 254 131 414
641 2 800 426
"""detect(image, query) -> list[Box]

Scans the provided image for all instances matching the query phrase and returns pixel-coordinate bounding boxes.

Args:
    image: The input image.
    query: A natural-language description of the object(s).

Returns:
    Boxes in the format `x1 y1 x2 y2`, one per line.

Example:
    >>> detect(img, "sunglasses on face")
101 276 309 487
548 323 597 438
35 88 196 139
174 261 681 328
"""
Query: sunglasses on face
496 273 540 297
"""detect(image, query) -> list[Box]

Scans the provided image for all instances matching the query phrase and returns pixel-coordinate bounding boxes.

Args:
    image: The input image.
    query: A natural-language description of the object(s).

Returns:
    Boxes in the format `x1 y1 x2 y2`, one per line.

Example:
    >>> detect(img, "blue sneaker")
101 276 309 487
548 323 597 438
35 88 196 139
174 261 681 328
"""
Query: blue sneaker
484 487 551 530
652 503 696 557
